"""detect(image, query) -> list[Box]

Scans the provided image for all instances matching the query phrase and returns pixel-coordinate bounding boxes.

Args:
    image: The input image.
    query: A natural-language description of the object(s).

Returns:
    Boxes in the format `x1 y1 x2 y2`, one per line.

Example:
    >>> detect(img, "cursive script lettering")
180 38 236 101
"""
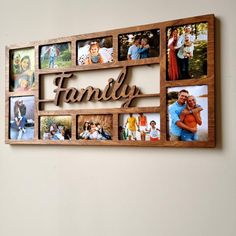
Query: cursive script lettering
52 67 140 107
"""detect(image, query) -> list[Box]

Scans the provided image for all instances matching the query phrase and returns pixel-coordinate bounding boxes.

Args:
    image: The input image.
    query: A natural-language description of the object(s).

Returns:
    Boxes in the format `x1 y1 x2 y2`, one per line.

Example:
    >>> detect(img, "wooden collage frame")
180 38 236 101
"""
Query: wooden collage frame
5 14 215 147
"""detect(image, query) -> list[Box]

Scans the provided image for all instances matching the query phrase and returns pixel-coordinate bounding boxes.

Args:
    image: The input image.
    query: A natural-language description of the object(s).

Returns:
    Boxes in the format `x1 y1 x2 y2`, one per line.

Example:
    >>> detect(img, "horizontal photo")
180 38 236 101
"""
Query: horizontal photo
40 42 72 69
119 113 160 141
167 85 208 141
10 48 35 92
167 22 208 80
118 29 160 61
10 96 35 140
77 115 113 140
77 37 113 65
40 116 72 140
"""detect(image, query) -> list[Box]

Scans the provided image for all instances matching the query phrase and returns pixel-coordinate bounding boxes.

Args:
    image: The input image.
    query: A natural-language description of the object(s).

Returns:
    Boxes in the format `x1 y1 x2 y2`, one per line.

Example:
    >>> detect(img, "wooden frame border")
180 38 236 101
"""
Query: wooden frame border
5 14 215 147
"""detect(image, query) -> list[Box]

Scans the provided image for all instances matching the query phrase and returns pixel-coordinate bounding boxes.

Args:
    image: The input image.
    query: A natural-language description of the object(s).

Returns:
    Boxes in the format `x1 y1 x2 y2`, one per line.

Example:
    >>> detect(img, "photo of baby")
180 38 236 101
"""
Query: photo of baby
10 48 35 92
118 29 160 61
77 37 113 65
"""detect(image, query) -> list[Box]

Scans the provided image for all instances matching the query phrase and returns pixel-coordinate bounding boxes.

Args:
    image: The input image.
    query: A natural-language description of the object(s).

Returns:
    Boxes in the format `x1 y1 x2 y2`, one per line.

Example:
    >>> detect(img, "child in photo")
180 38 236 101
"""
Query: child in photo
85 42 104 64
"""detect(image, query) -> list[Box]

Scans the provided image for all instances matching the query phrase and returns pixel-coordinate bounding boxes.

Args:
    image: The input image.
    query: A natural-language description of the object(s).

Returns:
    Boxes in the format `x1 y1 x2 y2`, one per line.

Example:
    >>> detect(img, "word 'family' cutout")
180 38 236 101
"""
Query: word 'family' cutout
6 14 215 147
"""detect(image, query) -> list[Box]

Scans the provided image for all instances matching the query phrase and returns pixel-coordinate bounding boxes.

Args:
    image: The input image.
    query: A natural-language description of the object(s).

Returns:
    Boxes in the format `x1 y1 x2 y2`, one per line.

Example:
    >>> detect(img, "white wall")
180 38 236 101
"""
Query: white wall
0 0 236 236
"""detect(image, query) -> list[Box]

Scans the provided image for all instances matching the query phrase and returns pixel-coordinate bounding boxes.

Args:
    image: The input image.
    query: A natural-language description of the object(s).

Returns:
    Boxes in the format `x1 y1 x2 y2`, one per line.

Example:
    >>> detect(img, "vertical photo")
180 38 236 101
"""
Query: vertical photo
119 113 160 141
40 116 72 140
118 29 160 61
77 115 113 140
77 37 113 65
166 22 208 80
40 42 72 69
167 85 208 141
10 96 35 140
10 48 35 92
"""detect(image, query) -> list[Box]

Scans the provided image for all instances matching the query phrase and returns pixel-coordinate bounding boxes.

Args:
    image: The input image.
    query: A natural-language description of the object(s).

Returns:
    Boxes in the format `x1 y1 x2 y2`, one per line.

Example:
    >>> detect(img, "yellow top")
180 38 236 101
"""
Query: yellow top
127 117 137 131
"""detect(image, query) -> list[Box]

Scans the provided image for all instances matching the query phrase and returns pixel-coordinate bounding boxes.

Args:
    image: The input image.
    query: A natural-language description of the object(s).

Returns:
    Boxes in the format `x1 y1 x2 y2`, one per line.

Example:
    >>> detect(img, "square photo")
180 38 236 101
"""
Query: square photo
40 116 72 140
167 85 208 141
167 22 208 81
119 113 160 141
118 29 160 61
10 96 35 140
77 115 113 140
77 37 113 65
10 48 35 92
40 42 72 69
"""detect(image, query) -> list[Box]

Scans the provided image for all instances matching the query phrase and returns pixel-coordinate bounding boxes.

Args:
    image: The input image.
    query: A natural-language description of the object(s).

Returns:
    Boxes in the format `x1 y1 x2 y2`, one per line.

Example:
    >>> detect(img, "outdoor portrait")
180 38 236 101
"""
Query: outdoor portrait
167 85 208 141
40 42 72 69
166 22 208 81
77 37 113 65
40 116 72 140
119 113 160 141
10 48 35 92
77 115 113 140
10 96 35 140
118 29 160 61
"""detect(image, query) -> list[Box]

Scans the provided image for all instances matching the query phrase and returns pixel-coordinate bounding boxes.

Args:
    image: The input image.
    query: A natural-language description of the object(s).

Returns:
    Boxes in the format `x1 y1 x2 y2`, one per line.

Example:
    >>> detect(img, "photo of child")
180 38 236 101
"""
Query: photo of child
118 29 160 61
77 37 113 65
77 115 112 140
10 48 35 92
40 42 72 69
119 113 160 141
40 116 72 140
10 96 35 140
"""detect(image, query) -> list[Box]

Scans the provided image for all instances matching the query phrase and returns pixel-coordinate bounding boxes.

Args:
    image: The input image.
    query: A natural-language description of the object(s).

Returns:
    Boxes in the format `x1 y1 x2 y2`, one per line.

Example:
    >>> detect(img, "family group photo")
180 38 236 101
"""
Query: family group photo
40 42 72 69
10 48 35 92
119 113 160 141
77 37 113 66
118 29 160 61
40 116 72 141
167 22 208 81
167 85 208 141
10 96 35 140
77 115 112 140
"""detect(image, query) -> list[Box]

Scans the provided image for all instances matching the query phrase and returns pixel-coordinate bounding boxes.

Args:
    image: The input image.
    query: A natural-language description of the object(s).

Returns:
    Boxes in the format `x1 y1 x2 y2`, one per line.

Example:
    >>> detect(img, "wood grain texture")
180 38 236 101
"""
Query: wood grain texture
5 14 215 147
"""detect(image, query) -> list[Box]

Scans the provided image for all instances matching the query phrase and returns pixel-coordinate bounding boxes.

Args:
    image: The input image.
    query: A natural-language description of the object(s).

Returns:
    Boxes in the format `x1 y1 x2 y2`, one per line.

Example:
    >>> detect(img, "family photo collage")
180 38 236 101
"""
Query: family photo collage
5 14 215 147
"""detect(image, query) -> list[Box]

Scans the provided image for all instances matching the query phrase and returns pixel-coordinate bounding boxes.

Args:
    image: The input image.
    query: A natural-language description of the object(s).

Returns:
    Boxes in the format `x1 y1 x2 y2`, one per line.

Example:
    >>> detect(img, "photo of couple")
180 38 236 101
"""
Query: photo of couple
10 48 35 92
77 37 113 66
167 23 208 80
119 113 160 141
10 96 35 140
118 29 160 61
167 85 208 141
